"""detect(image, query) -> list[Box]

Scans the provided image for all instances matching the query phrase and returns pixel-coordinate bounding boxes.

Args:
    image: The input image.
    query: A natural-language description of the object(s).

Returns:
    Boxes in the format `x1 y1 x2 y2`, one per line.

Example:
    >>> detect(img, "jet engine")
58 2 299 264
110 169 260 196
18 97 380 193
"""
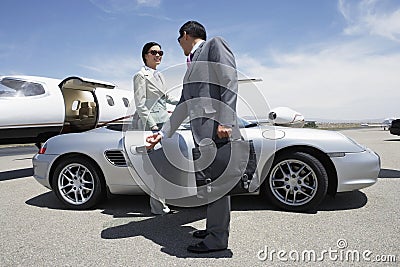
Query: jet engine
268 107 305 128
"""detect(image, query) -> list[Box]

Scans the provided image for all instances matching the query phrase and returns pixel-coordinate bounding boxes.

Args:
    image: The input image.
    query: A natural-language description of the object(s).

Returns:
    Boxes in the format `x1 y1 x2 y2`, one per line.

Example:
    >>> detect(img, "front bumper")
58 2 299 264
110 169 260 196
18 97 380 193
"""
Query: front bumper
332 148 380 192
32 154 59 189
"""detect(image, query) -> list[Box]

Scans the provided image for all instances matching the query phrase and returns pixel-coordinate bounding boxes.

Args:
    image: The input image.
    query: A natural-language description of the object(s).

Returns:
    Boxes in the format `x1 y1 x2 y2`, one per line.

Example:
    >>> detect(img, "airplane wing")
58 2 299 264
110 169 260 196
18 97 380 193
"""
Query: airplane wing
238 78 263 84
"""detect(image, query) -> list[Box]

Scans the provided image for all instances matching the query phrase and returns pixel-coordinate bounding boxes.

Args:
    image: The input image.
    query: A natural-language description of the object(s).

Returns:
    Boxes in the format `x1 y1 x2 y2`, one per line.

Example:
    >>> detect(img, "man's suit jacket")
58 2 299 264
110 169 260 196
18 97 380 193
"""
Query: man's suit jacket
162 37 240 144
133 66 179 129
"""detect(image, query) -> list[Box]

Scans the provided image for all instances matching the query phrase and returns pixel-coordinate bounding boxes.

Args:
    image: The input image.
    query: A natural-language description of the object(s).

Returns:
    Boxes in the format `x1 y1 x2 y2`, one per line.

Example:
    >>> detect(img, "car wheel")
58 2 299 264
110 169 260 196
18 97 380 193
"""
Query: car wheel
53 156 104 209
264 152 328 212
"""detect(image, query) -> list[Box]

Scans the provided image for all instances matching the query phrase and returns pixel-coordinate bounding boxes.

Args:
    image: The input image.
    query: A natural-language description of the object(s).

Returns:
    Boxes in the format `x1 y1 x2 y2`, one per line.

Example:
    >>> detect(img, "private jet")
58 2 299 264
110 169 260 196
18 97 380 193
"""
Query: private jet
0 75 132 146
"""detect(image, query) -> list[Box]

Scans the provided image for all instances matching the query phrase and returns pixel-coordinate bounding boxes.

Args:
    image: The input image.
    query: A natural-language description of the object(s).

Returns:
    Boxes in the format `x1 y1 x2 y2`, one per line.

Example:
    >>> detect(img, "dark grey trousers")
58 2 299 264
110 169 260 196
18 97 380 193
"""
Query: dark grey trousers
203 195 231 249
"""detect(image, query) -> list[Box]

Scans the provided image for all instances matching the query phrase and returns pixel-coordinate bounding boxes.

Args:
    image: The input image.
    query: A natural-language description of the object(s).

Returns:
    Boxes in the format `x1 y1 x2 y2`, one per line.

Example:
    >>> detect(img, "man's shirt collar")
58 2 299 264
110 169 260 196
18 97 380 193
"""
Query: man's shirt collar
190 40 205 55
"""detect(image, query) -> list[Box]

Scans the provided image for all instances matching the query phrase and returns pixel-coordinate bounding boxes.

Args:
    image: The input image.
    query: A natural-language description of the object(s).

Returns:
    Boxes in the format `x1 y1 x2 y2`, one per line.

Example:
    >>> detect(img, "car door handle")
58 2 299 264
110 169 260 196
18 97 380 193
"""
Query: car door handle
134 145 151 154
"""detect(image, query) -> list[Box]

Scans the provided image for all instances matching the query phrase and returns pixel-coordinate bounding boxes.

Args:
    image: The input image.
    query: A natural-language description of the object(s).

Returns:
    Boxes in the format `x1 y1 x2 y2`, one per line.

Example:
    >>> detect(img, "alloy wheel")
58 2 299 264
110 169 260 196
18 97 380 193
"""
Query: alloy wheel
269 159 318 206
57 163 95 205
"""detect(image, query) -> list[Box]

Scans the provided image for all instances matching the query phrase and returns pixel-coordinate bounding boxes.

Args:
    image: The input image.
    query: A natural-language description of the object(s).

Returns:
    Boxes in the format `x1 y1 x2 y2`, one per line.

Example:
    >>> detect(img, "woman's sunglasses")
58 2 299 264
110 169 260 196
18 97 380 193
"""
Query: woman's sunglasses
147 50 164 56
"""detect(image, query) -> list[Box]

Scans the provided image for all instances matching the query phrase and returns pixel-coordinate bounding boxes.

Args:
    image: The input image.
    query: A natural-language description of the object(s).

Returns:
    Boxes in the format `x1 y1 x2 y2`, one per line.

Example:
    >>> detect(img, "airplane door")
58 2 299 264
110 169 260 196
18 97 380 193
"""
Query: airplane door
123 129 197 204
58 77 115 133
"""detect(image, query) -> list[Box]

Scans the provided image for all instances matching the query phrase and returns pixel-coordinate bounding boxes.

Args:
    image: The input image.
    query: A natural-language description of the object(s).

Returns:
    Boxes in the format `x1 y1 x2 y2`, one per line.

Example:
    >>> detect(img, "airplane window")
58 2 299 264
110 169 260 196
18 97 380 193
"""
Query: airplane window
106 95 115 106
0 78 45 97
122 97 129 107
72 100 80 111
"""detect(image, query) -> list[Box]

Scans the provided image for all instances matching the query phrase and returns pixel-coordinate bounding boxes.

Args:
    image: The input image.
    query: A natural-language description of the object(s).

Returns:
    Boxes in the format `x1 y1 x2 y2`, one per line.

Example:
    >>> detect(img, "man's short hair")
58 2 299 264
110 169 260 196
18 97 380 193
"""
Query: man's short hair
179 21 207 41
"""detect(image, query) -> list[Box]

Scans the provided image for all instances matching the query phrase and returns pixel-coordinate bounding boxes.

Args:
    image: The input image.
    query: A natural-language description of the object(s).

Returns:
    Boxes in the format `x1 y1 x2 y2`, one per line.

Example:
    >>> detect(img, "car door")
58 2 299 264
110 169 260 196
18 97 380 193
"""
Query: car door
123 121 198 202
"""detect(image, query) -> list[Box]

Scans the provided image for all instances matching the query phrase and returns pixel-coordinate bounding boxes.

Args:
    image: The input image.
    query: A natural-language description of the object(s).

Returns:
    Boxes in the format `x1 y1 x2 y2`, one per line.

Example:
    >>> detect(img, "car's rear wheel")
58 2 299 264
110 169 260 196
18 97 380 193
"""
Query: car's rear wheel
53 156 104 209
264 152 328 212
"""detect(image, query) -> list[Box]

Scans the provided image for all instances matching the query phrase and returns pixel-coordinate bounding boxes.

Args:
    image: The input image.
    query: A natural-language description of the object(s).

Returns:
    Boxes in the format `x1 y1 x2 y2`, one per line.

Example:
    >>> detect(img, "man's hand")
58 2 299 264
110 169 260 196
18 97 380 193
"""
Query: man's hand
217 125 232 139
146 132 162 150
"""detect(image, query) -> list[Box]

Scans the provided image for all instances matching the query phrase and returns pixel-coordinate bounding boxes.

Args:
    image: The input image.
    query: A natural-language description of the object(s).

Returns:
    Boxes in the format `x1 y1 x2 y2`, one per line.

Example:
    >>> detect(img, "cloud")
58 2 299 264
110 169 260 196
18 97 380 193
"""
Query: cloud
236 39 400 120
339 0 400 42
136 0 161 7
136 13 173 21
89 0 161 14
231 0 400 120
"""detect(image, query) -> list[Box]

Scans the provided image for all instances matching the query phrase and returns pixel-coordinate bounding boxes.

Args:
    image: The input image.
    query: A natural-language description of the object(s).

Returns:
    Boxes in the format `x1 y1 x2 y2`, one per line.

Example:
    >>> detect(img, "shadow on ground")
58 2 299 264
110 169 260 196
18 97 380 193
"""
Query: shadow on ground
379 168 400 178
0 168 33 181
25 189 368 258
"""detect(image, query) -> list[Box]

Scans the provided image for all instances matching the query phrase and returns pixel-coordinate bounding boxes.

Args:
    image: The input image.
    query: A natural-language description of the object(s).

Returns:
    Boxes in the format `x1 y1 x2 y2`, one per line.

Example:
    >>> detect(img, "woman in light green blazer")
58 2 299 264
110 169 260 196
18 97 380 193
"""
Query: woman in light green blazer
133 42 179 131
133 42 179 215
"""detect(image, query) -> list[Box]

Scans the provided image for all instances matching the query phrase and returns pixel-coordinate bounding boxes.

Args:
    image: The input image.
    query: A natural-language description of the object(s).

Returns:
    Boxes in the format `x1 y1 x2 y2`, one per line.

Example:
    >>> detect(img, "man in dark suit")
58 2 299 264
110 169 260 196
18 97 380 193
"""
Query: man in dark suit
146 20 240 253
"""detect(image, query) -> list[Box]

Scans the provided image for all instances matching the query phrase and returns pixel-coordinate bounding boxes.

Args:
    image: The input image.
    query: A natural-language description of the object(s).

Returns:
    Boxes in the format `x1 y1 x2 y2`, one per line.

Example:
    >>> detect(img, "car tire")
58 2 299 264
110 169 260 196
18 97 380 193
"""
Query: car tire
264 152 328 212
52 156 105 210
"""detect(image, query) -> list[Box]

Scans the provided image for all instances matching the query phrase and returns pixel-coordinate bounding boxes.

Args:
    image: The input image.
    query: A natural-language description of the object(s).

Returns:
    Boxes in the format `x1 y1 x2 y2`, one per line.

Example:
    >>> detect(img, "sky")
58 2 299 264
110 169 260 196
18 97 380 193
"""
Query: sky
1 0 399 121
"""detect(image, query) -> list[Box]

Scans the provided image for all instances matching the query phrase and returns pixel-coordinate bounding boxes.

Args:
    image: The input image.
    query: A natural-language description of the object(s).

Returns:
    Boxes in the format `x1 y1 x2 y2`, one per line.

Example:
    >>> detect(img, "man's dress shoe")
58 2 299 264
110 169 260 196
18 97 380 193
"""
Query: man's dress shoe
187 241 227 253
192 229 209 239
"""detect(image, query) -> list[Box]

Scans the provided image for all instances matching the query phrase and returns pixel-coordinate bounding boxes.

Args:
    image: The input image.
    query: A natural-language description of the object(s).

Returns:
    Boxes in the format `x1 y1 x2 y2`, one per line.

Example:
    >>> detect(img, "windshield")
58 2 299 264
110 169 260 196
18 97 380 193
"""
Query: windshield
0 78 46 98
177 116 258 130
107 115 259 132
237 117 259 128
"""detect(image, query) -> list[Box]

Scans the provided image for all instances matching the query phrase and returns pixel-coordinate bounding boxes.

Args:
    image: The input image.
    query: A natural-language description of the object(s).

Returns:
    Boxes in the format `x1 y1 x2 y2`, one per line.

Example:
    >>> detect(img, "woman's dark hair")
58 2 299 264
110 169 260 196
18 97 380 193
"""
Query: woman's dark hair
179 21 207 41
142 41 161 65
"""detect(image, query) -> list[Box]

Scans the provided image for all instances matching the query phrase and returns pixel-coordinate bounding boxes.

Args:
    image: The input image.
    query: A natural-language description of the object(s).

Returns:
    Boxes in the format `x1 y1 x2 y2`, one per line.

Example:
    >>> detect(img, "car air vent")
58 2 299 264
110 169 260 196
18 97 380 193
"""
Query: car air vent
104 150 127 167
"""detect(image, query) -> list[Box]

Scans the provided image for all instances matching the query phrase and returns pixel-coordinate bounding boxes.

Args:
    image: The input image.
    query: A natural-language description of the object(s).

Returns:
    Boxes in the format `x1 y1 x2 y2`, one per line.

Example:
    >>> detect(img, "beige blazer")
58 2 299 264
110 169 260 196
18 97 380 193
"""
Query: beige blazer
133 66 179 129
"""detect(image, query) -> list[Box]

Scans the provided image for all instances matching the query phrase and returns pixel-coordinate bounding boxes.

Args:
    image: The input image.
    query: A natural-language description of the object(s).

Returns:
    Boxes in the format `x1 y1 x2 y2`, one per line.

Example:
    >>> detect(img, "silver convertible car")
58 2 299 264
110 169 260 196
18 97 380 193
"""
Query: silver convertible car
32 114 380 212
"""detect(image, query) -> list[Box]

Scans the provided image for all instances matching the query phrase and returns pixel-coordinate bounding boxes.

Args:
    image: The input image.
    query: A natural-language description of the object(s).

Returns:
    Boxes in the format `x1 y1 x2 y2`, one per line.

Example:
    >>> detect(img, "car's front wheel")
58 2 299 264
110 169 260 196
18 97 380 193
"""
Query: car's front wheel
52 156 105 209
264 152 328 212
